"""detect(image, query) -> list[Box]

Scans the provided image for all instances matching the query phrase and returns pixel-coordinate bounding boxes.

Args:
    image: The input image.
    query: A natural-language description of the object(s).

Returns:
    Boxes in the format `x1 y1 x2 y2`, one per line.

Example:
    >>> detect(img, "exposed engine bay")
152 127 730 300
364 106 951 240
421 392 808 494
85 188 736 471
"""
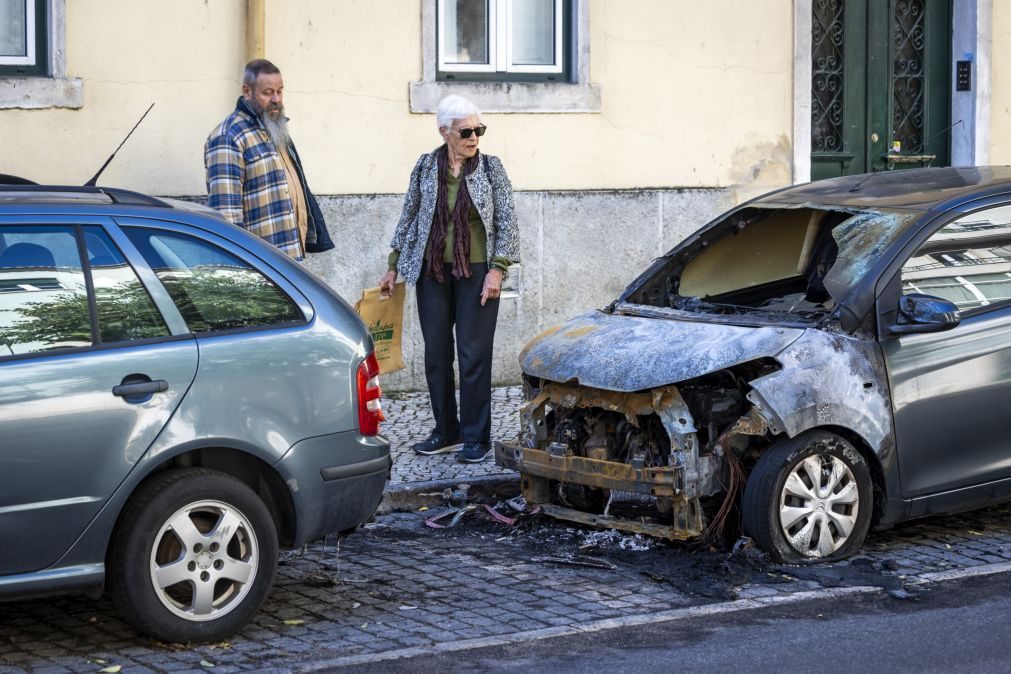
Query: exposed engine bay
496 359 782 542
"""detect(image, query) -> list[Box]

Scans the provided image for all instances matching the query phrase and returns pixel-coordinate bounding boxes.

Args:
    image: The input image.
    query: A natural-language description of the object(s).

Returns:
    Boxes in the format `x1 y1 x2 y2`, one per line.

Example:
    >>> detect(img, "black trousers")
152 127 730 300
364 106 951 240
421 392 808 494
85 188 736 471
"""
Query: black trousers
416 262 500 444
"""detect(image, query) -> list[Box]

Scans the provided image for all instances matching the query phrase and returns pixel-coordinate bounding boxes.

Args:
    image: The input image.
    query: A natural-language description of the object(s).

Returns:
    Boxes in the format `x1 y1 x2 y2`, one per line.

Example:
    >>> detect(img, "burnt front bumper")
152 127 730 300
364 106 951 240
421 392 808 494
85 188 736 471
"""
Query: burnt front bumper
494 440 704 540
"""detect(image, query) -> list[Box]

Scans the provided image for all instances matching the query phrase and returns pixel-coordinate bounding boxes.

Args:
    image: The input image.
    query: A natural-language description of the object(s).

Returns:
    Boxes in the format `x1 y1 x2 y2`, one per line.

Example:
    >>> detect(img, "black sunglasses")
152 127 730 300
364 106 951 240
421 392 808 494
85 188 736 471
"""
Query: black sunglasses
456 125 487 139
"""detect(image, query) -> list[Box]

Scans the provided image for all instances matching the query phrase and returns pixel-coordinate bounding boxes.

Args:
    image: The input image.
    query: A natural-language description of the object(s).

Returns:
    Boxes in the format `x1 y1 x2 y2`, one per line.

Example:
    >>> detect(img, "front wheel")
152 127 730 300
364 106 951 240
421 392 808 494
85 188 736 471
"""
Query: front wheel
742 430 873 564
108 468 278 643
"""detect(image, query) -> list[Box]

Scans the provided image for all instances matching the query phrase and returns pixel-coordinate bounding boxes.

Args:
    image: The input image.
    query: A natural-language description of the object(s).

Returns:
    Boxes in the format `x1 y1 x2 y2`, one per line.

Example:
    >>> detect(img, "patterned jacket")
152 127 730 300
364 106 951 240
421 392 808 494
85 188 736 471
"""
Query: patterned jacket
391 148 520 285
204 97 334 260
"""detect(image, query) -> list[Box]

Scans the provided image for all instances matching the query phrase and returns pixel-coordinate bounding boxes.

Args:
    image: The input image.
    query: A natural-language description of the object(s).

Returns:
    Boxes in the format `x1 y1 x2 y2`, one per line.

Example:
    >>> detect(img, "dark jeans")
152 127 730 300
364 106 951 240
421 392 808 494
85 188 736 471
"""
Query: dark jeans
416 262 500 444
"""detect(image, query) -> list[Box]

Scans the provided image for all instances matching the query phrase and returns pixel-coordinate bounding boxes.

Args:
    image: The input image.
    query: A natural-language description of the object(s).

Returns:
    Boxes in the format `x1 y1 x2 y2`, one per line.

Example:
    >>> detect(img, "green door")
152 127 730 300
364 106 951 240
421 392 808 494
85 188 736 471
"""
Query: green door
811 0 951 180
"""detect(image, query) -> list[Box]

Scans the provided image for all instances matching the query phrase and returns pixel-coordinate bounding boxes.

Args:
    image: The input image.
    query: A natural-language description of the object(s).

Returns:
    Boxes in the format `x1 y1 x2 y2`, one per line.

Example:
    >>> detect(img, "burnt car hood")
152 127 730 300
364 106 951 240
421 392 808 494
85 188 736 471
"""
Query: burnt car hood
520 311 804 392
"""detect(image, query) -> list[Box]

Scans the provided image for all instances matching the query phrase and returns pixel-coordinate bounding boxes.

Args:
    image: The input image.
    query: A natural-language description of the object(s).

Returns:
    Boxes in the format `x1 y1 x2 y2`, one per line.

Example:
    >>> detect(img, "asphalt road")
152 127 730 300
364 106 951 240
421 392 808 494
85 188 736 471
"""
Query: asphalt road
334 571 1011 674
5 503 1011 672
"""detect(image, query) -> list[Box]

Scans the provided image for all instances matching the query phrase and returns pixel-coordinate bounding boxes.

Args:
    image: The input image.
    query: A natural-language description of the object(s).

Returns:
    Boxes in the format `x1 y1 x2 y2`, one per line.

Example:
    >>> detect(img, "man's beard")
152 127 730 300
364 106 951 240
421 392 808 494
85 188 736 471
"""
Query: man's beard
250 99 290 150
262 111 290 151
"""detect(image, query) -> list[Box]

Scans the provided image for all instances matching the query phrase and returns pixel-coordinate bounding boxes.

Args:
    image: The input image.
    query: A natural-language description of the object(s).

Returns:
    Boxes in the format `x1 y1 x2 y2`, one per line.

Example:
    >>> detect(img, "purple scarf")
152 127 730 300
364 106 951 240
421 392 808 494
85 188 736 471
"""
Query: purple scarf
426 145 479 282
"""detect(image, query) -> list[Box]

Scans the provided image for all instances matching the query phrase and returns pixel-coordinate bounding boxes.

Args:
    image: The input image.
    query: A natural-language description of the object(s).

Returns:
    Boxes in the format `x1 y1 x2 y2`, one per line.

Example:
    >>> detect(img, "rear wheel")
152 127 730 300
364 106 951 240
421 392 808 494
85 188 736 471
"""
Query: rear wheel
108 468 278 643
742 430 872 563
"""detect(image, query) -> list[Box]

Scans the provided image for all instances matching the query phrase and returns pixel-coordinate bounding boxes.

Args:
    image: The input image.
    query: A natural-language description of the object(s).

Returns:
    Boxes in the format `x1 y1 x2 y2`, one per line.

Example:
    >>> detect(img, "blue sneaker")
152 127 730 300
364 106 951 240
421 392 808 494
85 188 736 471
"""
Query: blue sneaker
412 433 460 456
457 442 492 463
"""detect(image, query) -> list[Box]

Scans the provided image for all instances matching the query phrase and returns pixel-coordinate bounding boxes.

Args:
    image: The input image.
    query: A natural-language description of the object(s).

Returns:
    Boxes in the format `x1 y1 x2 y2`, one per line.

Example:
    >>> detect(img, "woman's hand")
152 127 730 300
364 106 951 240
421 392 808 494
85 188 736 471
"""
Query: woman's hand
480 268 503 306
379 270 398 297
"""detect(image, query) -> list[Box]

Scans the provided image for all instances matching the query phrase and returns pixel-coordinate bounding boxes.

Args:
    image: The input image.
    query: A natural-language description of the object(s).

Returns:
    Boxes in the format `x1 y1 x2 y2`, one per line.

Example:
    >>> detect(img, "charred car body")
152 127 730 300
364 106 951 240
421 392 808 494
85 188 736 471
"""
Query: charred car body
497 167 1011 563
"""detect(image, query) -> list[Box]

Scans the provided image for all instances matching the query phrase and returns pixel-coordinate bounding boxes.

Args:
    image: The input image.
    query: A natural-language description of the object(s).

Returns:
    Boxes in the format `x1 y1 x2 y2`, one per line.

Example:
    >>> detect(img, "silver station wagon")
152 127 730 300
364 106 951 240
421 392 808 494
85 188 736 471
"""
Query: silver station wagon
0 185 390 642
497 167 1011 564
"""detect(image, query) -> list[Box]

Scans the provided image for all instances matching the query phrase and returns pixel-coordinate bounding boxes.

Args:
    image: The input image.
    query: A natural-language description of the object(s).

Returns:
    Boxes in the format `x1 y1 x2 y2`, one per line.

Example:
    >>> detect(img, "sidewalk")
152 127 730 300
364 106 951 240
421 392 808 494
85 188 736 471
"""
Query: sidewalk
378 385 524 510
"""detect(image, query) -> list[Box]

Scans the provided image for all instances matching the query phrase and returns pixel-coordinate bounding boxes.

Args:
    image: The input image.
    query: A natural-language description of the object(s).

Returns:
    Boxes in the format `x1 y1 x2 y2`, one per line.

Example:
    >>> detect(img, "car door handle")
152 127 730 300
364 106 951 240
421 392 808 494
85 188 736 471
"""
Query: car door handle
112 379 169 397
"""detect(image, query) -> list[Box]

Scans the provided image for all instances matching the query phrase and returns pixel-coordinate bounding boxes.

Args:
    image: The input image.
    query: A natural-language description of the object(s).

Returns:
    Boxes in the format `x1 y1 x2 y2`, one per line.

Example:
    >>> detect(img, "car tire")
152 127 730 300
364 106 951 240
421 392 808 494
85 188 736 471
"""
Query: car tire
742 430 872 564
107 468 278 643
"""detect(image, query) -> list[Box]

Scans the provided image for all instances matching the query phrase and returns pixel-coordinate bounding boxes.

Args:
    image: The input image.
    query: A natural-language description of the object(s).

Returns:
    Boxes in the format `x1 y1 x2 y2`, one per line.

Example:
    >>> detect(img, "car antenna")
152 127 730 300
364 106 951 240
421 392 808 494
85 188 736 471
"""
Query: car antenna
84 103 155 187
847 170 883 194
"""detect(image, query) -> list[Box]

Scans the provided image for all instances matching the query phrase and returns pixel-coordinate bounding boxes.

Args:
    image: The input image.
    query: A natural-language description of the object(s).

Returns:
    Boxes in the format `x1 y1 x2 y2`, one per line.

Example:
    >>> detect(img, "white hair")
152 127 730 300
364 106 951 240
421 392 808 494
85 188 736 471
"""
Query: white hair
436 95 481 131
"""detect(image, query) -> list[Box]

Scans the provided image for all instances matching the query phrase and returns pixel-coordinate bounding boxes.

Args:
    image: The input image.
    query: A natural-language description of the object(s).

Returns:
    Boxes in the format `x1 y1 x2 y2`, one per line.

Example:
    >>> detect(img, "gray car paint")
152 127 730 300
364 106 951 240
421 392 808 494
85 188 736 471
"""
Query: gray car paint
0 340 198 575
511 167 1011 541
519 305 893 464
0 201 387 596
747 328 894 458
519 309 803 393
883 304 1011 498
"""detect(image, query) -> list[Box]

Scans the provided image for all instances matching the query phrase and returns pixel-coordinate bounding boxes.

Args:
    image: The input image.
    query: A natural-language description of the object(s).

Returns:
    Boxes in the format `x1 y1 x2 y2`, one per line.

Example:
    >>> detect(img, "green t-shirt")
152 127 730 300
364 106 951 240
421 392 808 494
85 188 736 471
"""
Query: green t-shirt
388 167 511 274
443 168 488 264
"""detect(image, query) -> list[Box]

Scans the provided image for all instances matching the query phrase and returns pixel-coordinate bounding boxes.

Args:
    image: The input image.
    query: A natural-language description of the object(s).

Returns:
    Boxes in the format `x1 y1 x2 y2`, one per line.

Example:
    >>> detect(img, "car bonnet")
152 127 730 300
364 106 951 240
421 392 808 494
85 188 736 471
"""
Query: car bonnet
520 311 805 392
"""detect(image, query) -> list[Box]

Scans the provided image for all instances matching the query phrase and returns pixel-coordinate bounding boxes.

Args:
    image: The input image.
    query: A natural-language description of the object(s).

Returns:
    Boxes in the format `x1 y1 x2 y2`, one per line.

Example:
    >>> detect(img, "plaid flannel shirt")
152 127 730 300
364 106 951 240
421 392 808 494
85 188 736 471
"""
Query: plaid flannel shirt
205 97 304 259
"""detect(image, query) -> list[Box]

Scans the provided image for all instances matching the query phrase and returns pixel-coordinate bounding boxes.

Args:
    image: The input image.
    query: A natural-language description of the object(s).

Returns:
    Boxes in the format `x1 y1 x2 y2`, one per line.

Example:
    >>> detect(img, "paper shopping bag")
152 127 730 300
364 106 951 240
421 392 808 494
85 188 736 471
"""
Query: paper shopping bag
354 282 406 374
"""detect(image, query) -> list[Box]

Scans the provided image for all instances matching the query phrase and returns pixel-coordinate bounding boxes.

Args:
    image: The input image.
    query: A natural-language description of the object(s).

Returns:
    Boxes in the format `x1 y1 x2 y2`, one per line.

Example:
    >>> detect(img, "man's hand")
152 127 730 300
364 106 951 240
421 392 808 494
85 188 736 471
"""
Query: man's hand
379 270 398 297
480 268 503 306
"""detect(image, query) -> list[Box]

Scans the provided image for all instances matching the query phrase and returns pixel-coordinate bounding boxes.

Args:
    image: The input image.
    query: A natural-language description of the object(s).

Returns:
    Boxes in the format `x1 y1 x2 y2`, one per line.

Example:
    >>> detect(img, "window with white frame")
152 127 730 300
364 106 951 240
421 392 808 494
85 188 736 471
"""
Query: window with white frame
438 0 568 81
0 0 47 77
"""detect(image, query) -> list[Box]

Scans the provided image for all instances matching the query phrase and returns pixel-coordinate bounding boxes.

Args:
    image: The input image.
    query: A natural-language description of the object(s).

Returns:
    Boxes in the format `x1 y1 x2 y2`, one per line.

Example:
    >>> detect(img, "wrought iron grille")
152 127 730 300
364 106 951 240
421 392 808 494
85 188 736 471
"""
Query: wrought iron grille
812 0 845 153
893 0 926 153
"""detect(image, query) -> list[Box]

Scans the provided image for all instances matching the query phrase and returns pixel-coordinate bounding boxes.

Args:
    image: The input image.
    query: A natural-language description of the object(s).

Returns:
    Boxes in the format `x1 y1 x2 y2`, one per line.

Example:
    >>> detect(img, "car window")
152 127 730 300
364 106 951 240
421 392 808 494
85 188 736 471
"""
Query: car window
83 226 170 343
627 203 922 321
0 225 92 356
123 228 303 333
901 204 1011 311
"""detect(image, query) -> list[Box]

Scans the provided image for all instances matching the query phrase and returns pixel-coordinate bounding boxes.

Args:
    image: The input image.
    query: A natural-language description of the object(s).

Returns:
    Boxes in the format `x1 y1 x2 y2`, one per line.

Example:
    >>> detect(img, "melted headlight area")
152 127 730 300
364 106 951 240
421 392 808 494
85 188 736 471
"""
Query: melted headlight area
495 361 781 541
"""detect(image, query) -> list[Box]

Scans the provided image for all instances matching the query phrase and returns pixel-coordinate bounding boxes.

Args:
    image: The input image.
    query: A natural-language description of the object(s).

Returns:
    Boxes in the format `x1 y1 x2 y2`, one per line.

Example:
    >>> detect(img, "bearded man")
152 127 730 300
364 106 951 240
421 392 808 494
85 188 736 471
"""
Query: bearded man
205 59 333 259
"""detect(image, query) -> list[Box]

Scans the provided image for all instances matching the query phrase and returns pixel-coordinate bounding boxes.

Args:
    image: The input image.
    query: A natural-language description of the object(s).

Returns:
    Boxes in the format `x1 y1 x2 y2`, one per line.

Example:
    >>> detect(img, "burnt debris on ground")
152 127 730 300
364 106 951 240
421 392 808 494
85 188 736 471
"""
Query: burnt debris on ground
406 489 915 601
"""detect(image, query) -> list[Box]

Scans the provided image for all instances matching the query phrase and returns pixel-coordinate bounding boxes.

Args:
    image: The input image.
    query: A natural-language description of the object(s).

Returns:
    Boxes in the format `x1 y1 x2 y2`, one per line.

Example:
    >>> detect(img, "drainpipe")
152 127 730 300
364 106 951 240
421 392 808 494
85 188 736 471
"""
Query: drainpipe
246 0 265 62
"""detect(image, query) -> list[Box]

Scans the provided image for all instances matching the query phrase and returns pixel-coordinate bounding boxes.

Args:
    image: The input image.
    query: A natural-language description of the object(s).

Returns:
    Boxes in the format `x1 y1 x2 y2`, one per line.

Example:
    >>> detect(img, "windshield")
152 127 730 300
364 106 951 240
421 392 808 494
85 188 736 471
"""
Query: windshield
623 205 921 321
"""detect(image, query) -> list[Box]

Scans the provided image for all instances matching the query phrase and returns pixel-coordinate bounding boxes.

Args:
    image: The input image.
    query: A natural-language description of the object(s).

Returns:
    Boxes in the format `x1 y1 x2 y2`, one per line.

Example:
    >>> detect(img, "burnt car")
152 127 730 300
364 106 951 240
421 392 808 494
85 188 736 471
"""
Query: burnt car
497 167 1011 563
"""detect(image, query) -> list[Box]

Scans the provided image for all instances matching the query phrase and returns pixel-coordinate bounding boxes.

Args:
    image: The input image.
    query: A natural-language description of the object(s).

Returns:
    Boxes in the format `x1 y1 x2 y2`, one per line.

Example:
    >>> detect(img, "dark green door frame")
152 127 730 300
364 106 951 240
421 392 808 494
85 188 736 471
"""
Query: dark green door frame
811 0 951 181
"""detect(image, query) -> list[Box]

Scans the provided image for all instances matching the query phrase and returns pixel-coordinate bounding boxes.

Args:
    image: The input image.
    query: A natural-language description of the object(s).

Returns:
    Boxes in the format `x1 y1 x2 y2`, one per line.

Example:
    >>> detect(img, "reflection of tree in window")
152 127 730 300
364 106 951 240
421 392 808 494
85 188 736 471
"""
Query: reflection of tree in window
154 267 301 333
94 273 170 343
0 275 172 354
0 289 92 354
123 229 303 334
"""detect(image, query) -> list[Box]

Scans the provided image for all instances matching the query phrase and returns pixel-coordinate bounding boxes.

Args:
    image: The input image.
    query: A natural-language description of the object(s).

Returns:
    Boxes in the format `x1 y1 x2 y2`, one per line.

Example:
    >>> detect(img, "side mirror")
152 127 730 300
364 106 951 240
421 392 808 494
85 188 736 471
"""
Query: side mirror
889 293 961 336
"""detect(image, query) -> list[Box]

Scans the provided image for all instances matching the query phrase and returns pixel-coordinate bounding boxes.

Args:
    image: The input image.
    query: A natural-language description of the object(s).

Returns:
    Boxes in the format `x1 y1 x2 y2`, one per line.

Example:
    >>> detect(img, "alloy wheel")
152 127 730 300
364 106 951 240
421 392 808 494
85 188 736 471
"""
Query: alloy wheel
149 499 259 621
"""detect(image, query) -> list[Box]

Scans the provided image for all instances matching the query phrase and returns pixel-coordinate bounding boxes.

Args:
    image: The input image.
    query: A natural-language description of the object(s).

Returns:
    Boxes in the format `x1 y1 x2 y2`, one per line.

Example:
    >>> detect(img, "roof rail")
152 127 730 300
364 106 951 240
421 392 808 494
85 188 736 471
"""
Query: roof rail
0 184 171 207
99 187 171 207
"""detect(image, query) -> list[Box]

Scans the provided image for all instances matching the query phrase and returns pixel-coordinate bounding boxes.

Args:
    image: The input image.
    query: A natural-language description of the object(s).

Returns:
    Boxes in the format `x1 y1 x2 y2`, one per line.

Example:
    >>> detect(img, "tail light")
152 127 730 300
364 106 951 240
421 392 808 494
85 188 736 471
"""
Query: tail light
356 352 384 436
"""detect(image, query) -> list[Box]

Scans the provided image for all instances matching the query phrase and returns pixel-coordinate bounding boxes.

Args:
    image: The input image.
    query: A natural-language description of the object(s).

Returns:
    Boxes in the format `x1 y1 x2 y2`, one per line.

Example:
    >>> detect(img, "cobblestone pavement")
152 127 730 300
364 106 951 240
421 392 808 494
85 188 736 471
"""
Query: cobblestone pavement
6 386 1011 671
382 386 523 486
6 501 1011 673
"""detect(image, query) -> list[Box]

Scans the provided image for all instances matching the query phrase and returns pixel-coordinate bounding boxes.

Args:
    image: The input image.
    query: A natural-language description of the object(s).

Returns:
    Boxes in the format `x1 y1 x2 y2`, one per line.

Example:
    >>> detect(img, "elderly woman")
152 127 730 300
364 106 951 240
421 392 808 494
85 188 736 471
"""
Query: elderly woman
379 95 519 463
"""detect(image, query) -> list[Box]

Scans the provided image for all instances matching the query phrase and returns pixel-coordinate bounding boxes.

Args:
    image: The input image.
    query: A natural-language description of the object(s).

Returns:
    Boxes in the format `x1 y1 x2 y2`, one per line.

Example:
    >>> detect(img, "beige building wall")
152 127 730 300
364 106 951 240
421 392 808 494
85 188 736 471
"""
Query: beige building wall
10 1 1006 389
4 0 245 191
2 0 794 198
268 0 794 195
991 0 1011 164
